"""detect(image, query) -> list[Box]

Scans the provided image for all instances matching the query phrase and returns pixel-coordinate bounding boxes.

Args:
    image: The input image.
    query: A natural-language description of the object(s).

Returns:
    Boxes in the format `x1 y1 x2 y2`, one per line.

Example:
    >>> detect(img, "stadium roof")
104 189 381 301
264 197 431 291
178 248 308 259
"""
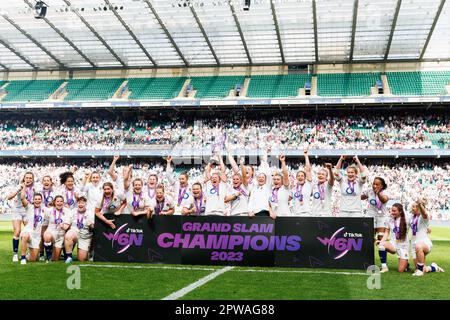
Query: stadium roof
0 0 448 71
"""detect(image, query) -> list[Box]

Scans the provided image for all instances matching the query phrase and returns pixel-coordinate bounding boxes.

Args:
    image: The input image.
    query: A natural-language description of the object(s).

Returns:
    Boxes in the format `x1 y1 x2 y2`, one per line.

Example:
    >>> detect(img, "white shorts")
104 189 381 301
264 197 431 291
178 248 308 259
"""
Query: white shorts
47 229 65 248
20 229 42 249
391 241 409 260
339 211 363 218
12 209 27 222
411 239 433 259
374 216 389 229
77 236 92 252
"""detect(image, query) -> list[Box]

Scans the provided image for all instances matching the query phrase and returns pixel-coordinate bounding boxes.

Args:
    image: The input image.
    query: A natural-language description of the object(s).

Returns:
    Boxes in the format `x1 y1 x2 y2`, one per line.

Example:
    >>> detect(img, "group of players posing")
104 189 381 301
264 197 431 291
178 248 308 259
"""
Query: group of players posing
6 151 444 277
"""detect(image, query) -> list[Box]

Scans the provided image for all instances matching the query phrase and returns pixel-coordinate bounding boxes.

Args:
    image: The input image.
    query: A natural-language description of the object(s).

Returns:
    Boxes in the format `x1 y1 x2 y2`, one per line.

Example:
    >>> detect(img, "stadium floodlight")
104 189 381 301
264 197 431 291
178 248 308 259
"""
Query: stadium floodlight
34 1 48 19
243 0 251 11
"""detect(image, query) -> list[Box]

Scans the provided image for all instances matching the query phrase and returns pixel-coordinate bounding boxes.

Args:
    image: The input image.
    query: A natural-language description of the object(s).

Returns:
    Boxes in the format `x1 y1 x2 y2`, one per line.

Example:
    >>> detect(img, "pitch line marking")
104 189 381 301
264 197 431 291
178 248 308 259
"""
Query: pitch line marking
78 264 216 271
78 263 367 276
162 266 234 300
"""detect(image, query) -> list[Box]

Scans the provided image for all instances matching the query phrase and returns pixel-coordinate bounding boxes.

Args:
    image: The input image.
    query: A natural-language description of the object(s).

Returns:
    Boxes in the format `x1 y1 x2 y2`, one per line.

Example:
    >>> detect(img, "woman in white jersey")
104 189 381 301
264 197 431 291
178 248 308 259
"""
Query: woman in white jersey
19 193 49 265
58 172 80 211
7 171 36 262
377 203 410 273
410 199 444 276
42 195 71 262
182 182 207 216
41 175 56 208
144 173 158 202
268 155 291 217
311 163 335 217
123 165 152 217
151 185 175 216
62 196 94 263
361 177 390 241
334 155 367 217
81 170 104 210
291 149 313 216
165 156 190 215
225 169 250 216
248 155 273 218
94 182 126 229
204 155 228 216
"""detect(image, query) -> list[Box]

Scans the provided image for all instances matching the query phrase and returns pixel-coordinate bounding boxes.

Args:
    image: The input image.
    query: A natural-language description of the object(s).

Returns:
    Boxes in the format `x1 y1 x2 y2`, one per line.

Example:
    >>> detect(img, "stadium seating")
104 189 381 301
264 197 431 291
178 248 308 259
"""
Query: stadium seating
189 76 245 99
246 74 312 98
386 71 450 96
64 78 124 101
127 77 186 100
424 132 450 148
1 80 64 102
317 73 381 97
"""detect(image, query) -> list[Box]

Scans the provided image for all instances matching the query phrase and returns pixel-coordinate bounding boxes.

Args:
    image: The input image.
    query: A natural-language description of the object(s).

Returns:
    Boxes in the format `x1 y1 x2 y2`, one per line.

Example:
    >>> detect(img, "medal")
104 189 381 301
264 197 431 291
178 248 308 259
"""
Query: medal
132 192 142 210
66 189 75 206
53 208 63 225
147 187 155 199
271 187 279 203
77 211 85 229
155 199 165 215
178 187 188 206
210 184 220 196
411 215 419 236
346 180 355 195
33 207 42 229
102 197 111 212
194 194 204 215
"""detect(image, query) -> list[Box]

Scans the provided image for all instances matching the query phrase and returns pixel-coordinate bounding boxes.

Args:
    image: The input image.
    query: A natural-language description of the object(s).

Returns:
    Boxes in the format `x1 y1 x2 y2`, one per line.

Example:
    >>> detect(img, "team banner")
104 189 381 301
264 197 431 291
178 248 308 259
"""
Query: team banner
94 215 374 270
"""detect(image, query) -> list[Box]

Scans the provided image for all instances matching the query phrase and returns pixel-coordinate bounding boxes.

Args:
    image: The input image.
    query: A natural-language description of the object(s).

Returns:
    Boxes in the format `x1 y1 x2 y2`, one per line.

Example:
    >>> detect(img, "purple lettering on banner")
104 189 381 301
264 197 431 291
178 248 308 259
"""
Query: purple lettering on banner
268 236 287 250
242 235 252 250
157 233 174 248
188 234 206 249
347 238 363 251
228 235 244 249
182 222 192 232
174 233 191 248
250 235 269 251
286 236 302 251
205 234 229 250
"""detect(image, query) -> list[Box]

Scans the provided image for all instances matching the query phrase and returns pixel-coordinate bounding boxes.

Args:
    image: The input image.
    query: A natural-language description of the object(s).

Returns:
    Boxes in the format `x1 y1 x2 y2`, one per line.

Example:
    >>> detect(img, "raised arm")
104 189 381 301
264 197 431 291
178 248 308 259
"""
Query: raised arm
204 163 212 184
7 185 22 201
418 200 429 220
325 163 335 187
304 148 312 182
240 157 249 186
19 185 28 208
280 155 290 188
123 165 133 191
218 154 227 182
165 156 176 186
227 149 240 174
334 155 345 181
353 155 368 183
107 155 120 182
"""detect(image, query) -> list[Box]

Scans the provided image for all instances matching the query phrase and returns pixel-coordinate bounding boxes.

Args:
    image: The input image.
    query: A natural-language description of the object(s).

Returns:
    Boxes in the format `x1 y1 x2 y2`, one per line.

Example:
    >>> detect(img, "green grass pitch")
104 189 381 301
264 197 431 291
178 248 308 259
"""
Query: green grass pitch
0 221 449 300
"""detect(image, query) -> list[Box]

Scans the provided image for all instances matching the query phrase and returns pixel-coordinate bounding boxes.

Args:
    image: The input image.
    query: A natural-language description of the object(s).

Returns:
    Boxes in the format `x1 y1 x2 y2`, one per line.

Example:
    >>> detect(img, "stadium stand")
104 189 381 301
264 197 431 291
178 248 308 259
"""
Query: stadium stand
1 80 64 102
64 78 125 101
317 73 381 97
387 71 450 96
127 77 186 100
246 74 312 98
189 76 245 99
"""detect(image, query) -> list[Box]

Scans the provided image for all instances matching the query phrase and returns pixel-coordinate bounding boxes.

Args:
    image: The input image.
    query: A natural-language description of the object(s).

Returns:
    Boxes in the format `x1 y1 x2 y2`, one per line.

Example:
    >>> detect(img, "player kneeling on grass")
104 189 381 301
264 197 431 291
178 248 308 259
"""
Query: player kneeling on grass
43 195 70 263
409 199 444 276
376 203 410 273
19 193 49 265
62 196 94 264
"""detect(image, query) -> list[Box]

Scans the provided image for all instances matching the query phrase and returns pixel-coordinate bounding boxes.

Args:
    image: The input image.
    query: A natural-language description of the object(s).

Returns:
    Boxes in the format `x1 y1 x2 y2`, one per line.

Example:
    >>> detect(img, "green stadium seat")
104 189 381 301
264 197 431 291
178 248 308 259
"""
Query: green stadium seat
386 71 450 96
64 78 125 101
317 73 381 97
247 74 312 98
1 80 64 102
127 77 186 100
189 76 245 99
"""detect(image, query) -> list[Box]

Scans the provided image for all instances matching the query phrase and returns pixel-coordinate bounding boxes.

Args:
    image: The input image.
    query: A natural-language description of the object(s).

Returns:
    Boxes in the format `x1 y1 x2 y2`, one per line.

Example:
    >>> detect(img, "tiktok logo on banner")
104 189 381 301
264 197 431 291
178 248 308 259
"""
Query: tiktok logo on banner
103 223 143 254
317 227 363 260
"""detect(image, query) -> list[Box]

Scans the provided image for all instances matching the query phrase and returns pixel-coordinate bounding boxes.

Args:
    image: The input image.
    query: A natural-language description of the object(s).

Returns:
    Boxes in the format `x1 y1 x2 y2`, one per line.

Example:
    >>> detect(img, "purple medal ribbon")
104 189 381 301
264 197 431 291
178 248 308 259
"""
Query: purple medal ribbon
155 199 165 215
346 180 355 194
66 189 75 206
178 187 187 206
33 207 42 229
411 215 419 236
147 187 155 199
42 189 52 206
102 197 111 212
210 184 220 196
271 187 280 203
77 211 85 229
235 186 248 198
318 183 325 201
53 208 63 225
132 193 142 210
295 184 304 201
393 218 401 240
194 194 204 215
25 186 33 202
